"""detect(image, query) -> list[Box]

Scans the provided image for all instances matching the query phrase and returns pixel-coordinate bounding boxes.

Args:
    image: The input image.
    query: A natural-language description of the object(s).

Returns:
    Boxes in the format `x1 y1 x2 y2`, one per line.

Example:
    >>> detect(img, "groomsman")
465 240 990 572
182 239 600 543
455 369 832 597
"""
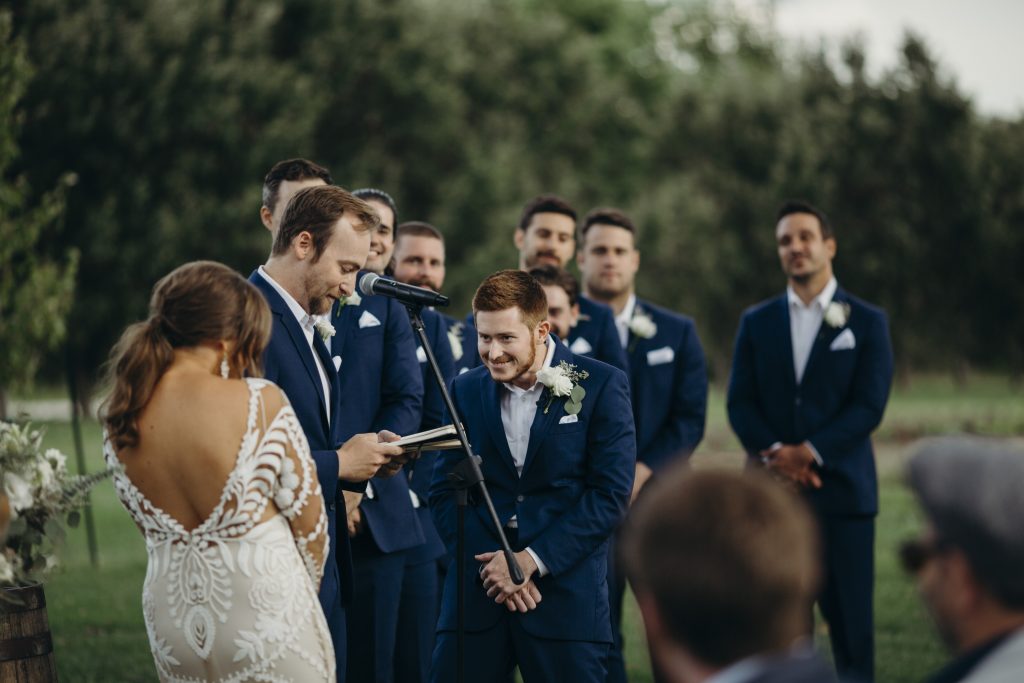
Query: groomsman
388 220 458 683
513 195 628 373
250 178 405 680
526 264 580 344
575 207 708 683
335 187 426 683
429 270 636 682
727 200 894 681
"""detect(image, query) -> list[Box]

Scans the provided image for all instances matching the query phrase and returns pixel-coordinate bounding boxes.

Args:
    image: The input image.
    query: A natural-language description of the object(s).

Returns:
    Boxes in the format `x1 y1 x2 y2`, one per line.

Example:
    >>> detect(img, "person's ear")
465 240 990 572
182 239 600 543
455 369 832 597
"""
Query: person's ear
260 206 274 233
537 319 551 342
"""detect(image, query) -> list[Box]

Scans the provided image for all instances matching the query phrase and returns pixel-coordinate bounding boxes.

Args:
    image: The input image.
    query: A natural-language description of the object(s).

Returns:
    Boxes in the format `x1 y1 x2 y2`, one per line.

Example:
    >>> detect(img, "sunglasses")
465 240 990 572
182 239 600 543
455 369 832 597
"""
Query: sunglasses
899 536 948 574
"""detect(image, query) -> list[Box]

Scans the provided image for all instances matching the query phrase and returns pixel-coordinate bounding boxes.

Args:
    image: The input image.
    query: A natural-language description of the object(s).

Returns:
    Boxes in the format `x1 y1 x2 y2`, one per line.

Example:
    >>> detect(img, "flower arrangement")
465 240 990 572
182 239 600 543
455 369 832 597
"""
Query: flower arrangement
1 421 116 589
536 361 589 415
824 301 851 328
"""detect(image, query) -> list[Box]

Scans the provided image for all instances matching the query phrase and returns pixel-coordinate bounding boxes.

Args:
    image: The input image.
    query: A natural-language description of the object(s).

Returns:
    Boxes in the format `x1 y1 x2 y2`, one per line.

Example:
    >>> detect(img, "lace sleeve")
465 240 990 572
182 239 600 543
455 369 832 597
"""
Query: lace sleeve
260 385 329 589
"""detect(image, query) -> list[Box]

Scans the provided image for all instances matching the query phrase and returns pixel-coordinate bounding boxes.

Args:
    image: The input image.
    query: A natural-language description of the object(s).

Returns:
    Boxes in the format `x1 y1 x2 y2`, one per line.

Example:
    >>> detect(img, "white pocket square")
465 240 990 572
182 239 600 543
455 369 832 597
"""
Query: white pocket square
416 345 427 363
568 336 593 355
830 328 856 351
558 414 579 425
332 355 342 371
358 311 382 329
646 346 675 366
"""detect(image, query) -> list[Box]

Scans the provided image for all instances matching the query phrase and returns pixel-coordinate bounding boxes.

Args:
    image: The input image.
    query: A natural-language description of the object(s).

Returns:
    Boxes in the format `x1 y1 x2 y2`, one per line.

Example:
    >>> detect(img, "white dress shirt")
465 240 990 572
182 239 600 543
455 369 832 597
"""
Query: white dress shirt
787 276 837 385
614 294 637 349
258 266 332 425
498 336 557 576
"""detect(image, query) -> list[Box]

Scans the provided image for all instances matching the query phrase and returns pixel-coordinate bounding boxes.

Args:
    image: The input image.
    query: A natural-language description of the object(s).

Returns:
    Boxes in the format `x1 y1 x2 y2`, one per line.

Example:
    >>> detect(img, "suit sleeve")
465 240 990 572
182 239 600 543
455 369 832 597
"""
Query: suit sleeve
727 313 781 454
807 310 894 461
527 369 636 577
370 299 424 437
641 319 708 470
421 315 456 430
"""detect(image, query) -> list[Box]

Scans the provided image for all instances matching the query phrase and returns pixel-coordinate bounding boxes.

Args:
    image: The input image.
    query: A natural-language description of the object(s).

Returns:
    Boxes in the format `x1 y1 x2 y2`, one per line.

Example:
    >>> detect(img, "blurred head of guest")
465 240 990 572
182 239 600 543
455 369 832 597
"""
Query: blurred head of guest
527 264 579 342
514 194 578 270
390 221 446 292
904 437 1024 682
352 188 399 275
621 466 834 683
260 158 332 235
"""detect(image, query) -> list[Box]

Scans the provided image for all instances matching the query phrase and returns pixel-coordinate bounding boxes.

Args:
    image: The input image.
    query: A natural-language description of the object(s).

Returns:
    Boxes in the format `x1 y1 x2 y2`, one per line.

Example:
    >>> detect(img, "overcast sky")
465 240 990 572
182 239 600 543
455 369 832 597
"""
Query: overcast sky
769 0 1024 117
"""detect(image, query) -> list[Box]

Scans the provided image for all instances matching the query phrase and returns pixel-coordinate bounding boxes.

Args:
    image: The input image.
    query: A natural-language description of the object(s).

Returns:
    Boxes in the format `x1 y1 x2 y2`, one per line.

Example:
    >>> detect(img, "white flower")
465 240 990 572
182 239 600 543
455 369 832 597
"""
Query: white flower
3 472 34 517
537 366 573 397
45 448 68 473
0 553 14 583
447 328 464 361
629 310 657 339
313 317 336 342
36 459 56 490
824 301 850 328
343 291 362 307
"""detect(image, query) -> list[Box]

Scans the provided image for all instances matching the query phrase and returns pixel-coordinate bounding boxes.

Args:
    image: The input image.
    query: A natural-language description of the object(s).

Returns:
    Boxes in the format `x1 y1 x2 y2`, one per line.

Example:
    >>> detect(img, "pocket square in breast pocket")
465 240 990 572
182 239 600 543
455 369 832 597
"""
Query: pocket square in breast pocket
332 355 342 371
558 414 579 425
416 345 427 363
829 328 856 351
646 346 675 366
358 310 382 328
569 336 593 355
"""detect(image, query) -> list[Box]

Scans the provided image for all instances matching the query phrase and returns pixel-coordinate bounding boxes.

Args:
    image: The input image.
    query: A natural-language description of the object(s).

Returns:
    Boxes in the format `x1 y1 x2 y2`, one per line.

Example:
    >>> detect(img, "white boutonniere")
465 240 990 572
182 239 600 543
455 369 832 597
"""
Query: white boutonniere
628 308 657 352
447 322 464 362
314 317 336 342
334 291 362 317
536 361 589 415
824 301 850 328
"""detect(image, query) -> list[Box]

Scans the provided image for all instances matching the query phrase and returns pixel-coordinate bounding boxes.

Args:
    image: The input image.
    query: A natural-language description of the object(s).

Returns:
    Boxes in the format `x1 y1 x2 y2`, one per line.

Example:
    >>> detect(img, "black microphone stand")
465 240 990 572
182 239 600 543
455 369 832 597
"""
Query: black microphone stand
403 303 524 683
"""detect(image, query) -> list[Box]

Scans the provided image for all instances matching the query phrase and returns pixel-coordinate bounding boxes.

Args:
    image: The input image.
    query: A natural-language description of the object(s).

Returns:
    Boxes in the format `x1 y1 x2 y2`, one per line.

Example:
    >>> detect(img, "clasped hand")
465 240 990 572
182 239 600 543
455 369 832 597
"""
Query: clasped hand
474 550 543 613
760 442 822 489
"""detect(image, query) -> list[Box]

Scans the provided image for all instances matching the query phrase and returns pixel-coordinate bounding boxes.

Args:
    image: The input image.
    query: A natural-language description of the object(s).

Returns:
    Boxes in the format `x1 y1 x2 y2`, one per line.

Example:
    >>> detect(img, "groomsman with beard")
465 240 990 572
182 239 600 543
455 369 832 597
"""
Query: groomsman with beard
252 169 406 681
575 206 708 683
387 220 458 683
727 200 894 682
429 270 636 682
332 187 426 683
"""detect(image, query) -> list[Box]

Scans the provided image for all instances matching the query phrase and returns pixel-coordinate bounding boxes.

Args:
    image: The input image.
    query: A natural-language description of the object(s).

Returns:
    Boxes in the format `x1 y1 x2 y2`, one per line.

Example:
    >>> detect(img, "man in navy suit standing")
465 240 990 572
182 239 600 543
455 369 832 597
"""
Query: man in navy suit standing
576 207 708 683
429 270 636 682
389 220 458 683
328 187 427 683
250 178 406 681
727 200 894 682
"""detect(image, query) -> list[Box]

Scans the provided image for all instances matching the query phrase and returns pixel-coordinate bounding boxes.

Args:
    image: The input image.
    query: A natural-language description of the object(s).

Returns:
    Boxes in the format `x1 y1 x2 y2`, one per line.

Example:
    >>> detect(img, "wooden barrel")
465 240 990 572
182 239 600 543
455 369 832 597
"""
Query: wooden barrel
0 584 58 682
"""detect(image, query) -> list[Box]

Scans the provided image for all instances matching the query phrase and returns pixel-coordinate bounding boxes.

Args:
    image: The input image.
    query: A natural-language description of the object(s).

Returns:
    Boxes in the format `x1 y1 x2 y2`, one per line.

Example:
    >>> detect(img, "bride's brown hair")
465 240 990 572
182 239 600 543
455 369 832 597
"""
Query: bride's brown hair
101 261 272 450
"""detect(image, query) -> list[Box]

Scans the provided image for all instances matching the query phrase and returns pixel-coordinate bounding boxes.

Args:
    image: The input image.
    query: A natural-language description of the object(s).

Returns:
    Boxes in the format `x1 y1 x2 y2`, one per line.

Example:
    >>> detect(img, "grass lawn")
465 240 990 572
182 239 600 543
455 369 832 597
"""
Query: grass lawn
18 374 1021 681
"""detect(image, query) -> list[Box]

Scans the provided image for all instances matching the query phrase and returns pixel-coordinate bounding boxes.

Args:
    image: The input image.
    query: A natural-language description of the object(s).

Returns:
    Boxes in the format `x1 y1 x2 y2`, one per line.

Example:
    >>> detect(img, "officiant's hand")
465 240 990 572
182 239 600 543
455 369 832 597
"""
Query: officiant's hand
337 433 404 482
476 550 538 605
761 443 822 489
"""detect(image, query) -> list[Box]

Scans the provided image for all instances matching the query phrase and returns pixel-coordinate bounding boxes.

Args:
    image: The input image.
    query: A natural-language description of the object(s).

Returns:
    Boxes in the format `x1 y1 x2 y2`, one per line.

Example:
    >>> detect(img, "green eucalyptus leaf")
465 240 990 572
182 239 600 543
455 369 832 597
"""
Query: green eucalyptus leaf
565 400 583 415
570 385 585 403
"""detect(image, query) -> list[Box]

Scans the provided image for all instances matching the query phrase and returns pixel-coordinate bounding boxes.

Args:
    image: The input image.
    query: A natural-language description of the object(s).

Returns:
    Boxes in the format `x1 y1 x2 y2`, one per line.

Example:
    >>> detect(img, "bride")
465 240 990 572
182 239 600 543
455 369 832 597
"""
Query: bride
101 261 334 682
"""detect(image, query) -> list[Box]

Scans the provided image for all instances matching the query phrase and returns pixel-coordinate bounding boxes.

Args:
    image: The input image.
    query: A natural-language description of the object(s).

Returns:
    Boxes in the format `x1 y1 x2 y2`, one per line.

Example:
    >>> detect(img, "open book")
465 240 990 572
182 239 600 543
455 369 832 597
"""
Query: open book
391 424 463 455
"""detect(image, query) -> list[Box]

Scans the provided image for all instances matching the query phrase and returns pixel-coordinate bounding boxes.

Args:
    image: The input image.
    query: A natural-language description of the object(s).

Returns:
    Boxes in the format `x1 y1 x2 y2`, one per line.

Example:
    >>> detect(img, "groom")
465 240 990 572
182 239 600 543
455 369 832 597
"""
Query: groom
429 269 635 682
727 200 894 681
250 183 406 680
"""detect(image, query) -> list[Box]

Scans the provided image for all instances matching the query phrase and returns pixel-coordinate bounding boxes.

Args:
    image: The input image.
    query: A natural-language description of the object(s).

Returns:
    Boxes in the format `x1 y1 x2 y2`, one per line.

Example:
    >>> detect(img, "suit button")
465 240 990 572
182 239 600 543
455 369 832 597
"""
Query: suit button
328 503 336 511
516 495 525 503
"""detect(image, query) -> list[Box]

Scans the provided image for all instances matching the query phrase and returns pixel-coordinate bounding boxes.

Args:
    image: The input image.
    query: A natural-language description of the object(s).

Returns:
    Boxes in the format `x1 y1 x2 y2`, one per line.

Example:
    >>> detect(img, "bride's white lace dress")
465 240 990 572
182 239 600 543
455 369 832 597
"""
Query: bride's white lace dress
104 378 335 682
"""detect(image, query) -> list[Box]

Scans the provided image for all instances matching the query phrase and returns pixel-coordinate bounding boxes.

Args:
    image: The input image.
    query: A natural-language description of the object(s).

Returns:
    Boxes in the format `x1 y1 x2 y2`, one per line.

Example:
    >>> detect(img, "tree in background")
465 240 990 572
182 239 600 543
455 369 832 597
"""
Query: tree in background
0 10 78 418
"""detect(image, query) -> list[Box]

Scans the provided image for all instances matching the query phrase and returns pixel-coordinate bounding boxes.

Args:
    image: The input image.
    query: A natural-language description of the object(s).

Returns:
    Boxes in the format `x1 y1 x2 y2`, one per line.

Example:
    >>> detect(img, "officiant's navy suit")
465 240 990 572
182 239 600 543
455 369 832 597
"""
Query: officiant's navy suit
567 296 629 374
330 290 425 683
607 299 708 683
429 341 636 683
249 271 358 676
727 286 893 681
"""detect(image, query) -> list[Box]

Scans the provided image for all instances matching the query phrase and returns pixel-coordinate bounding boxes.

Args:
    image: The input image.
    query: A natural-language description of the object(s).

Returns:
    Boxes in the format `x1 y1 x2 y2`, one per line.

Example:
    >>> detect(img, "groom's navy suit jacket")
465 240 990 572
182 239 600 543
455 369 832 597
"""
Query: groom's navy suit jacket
726 287 894 516
248 272 354 625
430 340 636 641
626 299 708 470
330 291 424 553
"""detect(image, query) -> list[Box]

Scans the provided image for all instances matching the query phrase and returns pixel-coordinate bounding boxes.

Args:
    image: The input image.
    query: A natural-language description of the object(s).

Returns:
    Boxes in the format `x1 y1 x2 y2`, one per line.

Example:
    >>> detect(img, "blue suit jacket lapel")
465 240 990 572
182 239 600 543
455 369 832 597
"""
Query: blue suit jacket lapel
480 372 518 477
251 271 333 430
520 342 571 480
800 287 848 386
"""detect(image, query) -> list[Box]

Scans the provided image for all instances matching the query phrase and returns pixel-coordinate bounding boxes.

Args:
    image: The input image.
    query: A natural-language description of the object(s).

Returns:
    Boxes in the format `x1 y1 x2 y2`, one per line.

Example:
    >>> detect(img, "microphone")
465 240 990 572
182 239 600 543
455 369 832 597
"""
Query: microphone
358 272 450 308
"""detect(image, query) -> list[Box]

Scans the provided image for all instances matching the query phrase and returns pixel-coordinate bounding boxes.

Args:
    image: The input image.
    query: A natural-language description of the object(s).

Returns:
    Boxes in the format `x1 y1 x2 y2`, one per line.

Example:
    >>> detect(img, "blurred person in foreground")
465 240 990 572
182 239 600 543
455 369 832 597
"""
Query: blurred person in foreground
621 466 837 683
903 437 1024 683
727 200 893 681
101 261 335 680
